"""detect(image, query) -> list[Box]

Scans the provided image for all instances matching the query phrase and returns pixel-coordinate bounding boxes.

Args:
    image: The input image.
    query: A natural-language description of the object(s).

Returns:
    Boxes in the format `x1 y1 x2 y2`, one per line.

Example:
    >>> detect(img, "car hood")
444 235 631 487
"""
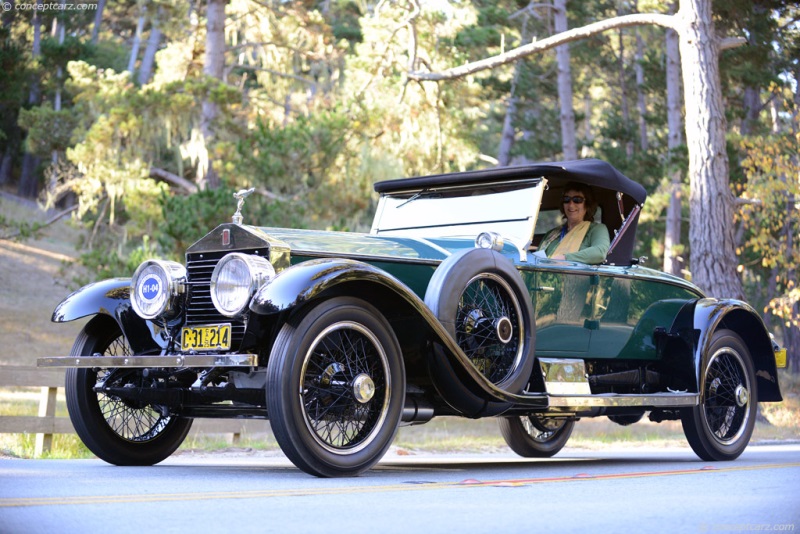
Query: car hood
254 226 464 263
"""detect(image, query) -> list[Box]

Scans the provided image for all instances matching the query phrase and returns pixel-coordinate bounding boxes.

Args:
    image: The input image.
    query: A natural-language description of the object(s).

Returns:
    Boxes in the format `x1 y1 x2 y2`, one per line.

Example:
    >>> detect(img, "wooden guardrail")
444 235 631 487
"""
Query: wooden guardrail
0 366 268 456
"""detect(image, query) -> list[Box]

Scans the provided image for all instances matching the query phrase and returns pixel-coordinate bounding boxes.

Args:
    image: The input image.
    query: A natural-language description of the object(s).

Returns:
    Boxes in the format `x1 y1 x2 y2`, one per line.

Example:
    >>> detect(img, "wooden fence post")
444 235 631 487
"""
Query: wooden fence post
34 385 58 457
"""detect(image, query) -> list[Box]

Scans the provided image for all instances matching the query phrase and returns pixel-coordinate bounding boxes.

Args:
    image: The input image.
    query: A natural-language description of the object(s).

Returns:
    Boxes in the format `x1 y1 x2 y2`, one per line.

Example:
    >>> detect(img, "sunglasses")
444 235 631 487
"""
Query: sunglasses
562 195 586 204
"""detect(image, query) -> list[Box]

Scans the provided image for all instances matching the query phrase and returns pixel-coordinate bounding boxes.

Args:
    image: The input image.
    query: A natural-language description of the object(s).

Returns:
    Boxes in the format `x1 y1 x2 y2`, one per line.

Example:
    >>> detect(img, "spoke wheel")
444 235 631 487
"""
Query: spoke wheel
499 415 574 458
267 297 405 477
65 316 192 465
681 329 757 461
456 273 524 384
424 248 536 417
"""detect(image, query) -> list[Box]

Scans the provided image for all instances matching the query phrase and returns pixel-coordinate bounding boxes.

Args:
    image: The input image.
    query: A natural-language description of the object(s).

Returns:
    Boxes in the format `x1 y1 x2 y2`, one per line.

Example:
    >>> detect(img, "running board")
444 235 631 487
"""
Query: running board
37 354 258 368
545 392 699 408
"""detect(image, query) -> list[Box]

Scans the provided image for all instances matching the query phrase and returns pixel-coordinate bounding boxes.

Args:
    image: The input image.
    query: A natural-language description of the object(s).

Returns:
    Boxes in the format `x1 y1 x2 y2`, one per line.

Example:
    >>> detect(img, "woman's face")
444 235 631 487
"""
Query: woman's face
563 189 587 227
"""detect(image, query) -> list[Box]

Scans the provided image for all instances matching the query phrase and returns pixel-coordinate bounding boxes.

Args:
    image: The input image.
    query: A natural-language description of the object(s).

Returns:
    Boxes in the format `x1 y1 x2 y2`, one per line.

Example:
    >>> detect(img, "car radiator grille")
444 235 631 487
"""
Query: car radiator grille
184 248 265 350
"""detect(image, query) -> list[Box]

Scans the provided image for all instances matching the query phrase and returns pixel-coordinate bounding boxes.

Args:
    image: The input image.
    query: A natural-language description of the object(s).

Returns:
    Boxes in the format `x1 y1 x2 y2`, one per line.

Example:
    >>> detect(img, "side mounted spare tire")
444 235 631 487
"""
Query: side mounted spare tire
424 248 536 416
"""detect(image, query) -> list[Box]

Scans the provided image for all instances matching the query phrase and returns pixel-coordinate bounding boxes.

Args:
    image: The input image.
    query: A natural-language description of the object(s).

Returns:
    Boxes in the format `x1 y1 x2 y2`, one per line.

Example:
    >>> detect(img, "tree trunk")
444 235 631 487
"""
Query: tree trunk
617 28 634 158
18 0 43 198
497 10 533 167
554 0 577 160
90 0 107 44
679 0 743 299
0 147 12 185
583 92 592 145
635 29 648 151
741 86 761 135
663 6 684 276
128 9 146 74
138 7 163 85
49 0 67 193
199 0 226 190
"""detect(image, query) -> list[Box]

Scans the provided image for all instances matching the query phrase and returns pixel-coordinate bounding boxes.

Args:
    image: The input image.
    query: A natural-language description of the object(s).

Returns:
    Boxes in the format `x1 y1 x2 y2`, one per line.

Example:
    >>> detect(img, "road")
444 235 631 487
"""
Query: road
1 444 799 534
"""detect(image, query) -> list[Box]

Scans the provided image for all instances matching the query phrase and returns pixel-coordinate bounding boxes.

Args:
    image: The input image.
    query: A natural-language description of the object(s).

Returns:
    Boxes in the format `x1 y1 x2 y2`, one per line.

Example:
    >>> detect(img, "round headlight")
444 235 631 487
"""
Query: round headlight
475 231 504 252
211 253 275 317
131 260 186 320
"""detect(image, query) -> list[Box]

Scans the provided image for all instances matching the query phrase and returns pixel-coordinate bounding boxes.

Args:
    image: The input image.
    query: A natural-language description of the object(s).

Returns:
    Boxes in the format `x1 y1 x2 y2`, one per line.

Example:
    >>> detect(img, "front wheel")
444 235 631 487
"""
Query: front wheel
266 297 405 477
499 415 574 458
65 316 192 465
681 329 757 461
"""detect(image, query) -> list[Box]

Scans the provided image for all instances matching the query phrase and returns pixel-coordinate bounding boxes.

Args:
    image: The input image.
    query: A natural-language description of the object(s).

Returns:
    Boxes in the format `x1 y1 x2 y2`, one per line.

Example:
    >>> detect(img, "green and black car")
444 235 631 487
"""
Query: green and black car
40 158 786 477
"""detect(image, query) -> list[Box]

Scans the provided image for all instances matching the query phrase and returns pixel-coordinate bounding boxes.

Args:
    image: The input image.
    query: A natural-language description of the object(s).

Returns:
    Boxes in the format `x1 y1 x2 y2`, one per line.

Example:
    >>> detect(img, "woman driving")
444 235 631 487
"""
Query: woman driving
538 182 610 264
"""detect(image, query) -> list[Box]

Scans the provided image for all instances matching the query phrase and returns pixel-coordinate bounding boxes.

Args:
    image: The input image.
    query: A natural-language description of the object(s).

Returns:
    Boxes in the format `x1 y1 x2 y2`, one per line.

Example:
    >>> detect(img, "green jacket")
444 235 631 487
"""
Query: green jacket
542 222 610 264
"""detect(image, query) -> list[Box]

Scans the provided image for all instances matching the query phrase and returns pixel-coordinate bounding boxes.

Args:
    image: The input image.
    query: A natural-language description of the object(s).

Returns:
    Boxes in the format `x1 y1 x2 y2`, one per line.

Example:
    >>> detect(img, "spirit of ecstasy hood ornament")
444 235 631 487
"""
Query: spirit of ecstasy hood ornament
232 188 255 225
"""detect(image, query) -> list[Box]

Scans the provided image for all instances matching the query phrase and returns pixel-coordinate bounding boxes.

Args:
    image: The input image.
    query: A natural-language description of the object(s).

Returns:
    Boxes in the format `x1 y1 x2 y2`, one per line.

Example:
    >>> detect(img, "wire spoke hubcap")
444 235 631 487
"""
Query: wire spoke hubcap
300 321 390 455
702 347 751 446
456 273 524 384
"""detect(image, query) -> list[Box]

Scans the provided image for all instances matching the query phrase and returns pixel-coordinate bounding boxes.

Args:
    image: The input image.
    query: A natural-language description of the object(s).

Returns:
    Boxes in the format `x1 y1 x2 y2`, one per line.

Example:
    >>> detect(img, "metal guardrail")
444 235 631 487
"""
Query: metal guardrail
0 366 268 457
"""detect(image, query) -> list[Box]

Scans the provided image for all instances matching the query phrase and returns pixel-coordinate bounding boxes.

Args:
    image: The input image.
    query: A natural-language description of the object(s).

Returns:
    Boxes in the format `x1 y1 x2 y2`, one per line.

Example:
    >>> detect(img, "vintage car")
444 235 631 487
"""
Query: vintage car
39 158 785 477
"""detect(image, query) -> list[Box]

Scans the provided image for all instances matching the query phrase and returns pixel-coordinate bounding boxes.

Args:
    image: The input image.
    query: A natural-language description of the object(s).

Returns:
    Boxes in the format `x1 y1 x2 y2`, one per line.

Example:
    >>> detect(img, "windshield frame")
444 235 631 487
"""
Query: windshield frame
370 177 545 260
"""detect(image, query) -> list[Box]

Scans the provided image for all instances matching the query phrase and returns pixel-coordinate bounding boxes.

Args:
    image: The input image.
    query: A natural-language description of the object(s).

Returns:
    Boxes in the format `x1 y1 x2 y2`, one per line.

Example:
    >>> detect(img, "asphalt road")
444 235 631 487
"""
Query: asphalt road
2 444 799 534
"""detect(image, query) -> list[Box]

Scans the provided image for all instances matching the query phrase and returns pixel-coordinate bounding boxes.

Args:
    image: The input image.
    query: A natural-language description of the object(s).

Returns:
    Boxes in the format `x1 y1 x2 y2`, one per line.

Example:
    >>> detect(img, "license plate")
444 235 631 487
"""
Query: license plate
775 348 787 369
181 324 232 351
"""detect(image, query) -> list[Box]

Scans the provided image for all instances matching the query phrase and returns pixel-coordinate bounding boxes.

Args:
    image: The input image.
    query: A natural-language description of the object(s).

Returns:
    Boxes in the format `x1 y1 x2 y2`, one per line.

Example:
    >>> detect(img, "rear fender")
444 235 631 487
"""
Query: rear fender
690 298 782 402
52 278 167 354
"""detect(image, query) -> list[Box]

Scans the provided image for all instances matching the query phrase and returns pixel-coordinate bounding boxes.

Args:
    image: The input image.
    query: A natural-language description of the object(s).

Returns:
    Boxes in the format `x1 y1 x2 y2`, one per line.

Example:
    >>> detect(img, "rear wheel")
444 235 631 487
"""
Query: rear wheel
266 297 405 477
499 415 574 458
65 316 192 465
681 329 757 461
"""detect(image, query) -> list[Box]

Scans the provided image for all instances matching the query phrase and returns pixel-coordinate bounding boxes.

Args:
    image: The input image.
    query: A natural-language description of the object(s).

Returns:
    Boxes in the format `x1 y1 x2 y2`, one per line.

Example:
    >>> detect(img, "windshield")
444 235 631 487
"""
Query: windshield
370 178 546 253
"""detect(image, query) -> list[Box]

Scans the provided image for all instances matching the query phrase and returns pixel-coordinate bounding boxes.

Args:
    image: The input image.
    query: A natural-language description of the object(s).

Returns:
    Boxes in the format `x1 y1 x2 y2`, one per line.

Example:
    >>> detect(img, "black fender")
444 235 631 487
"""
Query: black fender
52 278 167 354
249 258 410 315
688 298 782 402
249 258 548 414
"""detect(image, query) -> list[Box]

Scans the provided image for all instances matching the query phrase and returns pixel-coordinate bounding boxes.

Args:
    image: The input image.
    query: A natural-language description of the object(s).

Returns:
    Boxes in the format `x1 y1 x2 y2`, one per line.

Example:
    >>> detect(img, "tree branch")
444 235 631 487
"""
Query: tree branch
149 167 198 194
0 205 78 241
407 13 675 82
719 36 746 51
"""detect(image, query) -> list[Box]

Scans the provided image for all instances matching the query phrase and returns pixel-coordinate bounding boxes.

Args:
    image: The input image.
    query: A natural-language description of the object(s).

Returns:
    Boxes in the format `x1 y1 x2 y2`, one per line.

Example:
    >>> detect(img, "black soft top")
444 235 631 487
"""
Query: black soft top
374 158 647 205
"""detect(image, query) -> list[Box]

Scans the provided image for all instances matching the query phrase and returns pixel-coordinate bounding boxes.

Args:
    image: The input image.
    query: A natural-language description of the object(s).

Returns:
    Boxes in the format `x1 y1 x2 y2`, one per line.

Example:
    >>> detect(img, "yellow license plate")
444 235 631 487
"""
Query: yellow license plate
181 324 232 351
775 348 787 369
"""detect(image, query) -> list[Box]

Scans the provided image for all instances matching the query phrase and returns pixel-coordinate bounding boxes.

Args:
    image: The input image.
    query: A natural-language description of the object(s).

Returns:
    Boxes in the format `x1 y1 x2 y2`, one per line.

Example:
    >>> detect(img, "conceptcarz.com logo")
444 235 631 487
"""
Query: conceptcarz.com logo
3 3 99 12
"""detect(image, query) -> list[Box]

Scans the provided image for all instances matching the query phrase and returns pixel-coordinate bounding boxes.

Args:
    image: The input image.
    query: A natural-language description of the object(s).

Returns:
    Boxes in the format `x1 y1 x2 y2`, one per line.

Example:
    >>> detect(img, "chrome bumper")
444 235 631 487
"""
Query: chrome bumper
37 353 258 368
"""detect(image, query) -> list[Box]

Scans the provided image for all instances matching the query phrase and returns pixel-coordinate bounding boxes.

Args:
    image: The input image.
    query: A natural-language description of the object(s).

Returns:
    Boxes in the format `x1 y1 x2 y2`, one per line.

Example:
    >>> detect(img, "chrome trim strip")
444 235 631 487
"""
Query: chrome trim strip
546 392 699 408
37 354 258 368
291 250 443 266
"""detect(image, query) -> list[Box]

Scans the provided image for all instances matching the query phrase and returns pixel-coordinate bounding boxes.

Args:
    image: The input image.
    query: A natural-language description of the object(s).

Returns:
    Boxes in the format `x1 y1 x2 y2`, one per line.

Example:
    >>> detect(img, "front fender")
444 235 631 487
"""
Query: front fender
692 298 782 402
52 278 166 354
250 258 549 411
250 258 416 315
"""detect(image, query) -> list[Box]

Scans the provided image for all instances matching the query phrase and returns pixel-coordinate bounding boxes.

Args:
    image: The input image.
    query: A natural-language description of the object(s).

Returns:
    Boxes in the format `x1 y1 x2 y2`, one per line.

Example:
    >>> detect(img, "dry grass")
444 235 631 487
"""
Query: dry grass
0 195 88 367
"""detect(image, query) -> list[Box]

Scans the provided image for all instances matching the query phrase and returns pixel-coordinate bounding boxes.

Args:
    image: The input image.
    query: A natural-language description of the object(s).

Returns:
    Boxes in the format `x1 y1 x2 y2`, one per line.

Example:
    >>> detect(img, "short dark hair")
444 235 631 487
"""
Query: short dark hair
559 181 598 221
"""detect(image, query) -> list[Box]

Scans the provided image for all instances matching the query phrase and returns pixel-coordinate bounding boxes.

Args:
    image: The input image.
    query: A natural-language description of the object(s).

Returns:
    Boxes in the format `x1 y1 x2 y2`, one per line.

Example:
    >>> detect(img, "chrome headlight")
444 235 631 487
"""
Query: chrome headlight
130 260 186 320
211 253 275 317
475 231 504 252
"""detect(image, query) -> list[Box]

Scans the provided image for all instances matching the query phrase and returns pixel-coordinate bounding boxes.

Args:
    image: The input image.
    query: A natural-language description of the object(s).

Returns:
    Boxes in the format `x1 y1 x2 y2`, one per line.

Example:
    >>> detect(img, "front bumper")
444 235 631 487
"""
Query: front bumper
37 353 258 368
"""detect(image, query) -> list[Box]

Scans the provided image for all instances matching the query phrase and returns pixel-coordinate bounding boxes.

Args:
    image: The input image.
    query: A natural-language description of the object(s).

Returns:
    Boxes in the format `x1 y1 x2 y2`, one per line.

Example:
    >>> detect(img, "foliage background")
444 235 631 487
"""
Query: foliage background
0 0 798 370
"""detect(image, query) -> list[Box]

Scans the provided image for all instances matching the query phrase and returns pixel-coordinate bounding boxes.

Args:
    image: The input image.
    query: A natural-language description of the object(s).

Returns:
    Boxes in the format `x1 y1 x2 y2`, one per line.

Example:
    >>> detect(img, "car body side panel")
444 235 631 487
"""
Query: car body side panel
521 260 703 361
51 278 166 354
